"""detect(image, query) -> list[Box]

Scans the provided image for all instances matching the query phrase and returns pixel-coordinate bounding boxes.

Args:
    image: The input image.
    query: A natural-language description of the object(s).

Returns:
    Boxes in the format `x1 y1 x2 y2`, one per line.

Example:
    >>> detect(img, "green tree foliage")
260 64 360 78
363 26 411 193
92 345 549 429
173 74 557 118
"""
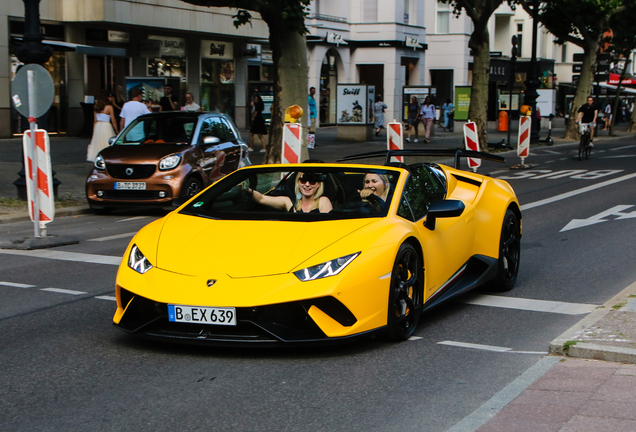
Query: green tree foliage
180 0 311 163
520 0 624 139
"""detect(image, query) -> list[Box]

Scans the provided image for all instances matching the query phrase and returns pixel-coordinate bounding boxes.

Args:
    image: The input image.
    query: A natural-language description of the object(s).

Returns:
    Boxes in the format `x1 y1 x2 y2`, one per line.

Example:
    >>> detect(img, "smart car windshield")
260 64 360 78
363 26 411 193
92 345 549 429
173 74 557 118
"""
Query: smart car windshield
179 167 401 221
115 115 197 145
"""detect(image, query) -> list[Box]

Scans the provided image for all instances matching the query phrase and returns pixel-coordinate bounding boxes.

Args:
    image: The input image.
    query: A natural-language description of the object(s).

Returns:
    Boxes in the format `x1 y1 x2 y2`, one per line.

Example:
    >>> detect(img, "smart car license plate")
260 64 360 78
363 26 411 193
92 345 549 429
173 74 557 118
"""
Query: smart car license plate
115 182 146 190
168 304 237 326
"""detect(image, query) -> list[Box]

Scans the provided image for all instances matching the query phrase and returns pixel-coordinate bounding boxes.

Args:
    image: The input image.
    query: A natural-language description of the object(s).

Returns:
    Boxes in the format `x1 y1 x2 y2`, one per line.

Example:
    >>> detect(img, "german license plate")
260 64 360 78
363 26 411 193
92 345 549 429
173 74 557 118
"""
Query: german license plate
115 182 146 190
168 304 237 326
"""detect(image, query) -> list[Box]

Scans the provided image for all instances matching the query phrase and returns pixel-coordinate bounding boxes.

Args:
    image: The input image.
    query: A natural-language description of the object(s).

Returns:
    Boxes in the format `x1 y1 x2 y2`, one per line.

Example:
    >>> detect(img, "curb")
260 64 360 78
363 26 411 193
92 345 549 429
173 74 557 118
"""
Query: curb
0 206 92 225
548 280 636 363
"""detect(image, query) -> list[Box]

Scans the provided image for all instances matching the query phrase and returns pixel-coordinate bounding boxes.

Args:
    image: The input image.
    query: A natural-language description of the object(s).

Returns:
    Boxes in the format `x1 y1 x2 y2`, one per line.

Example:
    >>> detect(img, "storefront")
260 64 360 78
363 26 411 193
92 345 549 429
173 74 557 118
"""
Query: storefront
200 39 235 118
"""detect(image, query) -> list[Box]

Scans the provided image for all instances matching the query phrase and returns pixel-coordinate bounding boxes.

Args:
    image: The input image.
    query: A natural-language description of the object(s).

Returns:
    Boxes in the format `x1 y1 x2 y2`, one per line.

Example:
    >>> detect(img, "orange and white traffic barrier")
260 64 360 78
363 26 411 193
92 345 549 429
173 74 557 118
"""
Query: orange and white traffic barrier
517 112 532 165
463 120 481 172
282 123 302 164
387 121 403 163
23 129 55 226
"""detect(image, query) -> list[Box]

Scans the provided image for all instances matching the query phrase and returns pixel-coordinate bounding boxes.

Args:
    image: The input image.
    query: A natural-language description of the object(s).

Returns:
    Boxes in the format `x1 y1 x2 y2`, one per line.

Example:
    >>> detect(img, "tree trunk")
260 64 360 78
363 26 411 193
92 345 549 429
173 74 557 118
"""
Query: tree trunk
468 32 490 151
609 60 629 136
629 105 636 132
565 44 598 139
263 26 308 164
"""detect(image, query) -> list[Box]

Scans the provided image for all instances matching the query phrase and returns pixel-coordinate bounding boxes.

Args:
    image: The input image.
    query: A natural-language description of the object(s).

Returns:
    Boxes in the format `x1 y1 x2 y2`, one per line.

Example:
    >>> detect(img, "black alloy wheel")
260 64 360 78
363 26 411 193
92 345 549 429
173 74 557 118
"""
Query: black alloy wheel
492 209 521 292
379 243 424 341
182 177 203 197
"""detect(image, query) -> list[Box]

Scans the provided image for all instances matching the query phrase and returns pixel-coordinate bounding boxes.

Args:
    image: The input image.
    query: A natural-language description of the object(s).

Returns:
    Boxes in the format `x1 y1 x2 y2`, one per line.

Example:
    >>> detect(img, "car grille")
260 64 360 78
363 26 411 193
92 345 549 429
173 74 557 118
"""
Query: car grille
101 190 167 200
106 164 156 179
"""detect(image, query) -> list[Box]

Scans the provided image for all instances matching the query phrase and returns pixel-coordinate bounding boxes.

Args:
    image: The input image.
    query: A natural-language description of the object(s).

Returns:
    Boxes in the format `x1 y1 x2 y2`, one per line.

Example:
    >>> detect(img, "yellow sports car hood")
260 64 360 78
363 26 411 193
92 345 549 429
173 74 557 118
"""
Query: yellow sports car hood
155 213 375 278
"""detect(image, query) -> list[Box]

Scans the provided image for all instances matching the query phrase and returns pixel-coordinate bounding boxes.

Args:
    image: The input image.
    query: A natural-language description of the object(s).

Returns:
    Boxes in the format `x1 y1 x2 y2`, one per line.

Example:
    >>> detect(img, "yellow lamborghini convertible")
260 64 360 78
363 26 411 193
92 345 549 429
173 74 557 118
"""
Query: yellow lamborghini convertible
113 150 521 345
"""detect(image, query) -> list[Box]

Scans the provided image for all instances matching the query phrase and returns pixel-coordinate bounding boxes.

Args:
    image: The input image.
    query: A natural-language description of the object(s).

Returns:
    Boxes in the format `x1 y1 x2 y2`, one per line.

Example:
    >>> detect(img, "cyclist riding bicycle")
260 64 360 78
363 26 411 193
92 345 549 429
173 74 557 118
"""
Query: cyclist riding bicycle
576 96 598 147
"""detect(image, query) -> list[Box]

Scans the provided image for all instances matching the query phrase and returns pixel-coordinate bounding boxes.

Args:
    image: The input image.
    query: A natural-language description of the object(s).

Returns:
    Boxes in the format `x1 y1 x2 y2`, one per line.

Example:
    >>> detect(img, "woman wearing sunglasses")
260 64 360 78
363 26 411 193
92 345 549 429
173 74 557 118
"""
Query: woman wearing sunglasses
245 172 333 213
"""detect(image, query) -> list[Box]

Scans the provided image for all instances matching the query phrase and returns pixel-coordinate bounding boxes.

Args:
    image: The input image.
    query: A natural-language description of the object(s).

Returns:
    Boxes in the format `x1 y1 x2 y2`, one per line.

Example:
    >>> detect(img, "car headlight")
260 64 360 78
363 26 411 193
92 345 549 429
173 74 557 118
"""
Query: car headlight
159 154 182 171
293 252 360 282
94 154 105 170
128 244 153 274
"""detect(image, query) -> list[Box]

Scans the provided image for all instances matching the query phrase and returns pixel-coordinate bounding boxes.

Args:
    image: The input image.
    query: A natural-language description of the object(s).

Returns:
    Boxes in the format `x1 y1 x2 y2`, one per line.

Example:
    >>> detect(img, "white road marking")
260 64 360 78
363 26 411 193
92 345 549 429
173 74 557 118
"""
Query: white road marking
541 149 560 154
561 205 636 232
95 295 116 301
87 232 137 242
0 249 121 266
0 281 35 288
520 172 636 210
116 216 149 223
437 341 548 355
41 287 88 296
610 145 636 151
461 294 598 315
602 154 636 158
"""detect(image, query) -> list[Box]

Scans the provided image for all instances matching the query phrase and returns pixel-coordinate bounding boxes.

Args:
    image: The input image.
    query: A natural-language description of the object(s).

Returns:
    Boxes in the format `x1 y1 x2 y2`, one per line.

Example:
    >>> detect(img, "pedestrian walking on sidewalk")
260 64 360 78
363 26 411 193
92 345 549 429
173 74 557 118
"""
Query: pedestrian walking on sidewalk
87 94 118 162
374 95 388 137
405 96 420 142
441 98 454 131
250 95 268 152
419 96 436 142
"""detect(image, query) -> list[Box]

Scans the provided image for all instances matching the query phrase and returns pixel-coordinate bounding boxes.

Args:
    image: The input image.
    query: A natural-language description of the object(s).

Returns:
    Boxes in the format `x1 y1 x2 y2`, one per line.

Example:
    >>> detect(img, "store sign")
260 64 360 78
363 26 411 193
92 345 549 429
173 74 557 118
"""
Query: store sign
201 40 234 60
405 36 423 50
337 84 370 125
108 30 130 43
148 35 186 57
326 32 347 46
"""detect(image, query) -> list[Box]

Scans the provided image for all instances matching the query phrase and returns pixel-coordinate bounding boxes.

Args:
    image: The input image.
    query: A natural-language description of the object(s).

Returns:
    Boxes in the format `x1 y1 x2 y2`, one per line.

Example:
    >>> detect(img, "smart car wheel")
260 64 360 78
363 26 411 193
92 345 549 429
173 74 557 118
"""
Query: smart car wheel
492 209 521 292
181 177 203 197
379 243 423 341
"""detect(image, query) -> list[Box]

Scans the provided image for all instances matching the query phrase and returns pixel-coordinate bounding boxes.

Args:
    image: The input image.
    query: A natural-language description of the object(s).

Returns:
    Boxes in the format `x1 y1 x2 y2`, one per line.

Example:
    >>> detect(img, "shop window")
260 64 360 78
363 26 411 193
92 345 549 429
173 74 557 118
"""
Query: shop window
147 57 186 77
248 65 261 81
201 59 235 118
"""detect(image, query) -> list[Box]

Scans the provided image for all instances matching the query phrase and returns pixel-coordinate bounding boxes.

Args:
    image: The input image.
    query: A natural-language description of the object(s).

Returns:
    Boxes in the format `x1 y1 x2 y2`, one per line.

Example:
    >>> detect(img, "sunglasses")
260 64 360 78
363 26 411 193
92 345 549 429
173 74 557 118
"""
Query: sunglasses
299 176 318 185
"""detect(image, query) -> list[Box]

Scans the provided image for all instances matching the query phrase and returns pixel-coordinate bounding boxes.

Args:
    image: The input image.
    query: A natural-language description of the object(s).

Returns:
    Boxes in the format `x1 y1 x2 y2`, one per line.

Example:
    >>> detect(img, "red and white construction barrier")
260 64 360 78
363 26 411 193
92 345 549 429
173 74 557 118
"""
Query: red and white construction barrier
463 121 481 172
282 123 302 164
23 129 54 226
517 114 531 165
387 121 403 163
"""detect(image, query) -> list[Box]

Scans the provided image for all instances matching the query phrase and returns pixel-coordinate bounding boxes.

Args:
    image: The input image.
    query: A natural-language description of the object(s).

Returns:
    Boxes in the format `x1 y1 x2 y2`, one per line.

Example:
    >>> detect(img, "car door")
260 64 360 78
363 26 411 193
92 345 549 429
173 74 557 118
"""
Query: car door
197 116 241 184
397 164 475 302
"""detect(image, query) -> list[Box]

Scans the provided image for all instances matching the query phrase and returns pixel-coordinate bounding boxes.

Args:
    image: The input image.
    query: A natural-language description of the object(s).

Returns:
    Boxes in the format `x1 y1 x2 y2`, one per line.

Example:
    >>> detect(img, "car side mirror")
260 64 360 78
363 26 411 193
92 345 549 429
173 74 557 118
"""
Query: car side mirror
108 136 116 145
203 136 221 145
424 200 465 230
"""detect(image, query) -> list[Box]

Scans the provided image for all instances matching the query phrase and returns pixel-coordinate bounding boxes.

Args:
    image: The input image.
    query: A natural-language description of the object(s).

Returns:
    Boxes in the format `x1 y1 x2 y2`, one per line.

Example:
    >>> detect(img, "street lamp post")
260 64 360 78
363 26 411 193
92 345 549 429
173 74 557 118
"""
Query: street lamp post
523 0 541 143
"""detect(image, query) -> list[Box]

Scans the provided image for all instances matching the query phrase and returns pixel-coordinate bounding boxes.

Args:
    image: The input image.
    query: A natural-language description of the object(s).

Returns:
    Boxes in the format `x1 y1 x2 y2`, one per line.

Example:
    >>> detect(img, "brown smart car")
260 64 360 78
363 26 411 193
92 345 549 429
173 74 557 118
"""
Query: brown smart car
86 112 250 213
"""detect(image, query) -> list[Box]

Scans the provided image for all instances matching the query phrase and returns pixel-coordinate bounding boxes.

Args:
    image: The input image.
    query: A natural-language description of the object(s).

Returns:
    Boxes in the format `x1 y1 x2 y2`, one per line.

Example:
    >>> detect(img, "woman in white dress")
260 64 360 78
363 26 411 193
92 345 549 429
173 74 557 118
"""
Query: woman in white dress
87 97 118 162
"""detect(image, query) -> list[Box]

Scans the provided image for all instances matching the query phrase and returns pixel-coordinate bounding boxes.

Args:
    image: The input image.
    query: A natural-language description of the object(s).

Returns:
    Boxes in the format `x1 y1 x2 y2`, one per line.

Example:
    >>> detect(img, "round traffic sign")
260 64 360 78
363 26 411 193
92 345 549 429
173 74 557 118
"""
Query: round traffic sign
11 64 55 119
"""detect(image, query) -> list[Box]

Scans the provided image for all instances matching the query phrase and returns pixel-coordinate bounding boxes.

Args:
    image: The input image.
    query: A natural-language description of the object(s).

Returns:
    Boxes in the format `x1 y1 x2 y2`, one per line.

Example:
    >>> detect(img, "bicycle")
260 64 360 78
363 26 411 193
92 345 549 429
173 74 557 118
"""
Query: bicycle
578 122 593 161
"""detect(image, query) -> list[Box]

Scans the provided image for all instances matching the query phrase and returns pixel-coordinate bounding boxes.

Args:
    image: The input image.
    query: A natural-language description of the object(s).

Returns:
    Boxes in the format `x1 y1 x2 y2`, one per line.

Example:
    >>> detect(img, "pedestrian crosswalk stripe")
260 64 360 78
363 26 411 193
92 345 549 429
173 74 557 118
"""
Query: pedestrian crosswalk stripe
461 294 598 315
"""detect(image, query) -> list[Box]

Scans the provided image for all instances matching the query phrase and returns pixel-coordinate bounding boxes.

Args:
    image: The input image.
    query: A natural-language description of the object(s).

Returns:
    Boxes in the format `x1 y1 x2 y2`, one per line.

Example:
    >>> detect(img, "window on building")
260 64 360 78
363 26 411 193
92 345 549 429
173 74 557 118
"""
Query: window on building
147 57 186 77
437 1 450 34
404 0 410 24
516 23 523 56
363 0 378 22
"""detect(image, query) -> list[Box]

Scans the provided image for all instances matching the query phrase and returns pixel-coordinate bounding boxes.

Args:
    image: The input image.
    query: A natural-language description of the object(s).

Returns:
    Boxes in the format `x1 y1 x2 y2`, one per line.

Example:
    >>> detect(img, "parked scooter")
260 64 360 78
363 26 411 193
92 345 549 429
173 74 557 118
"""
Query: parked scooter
540 113 554 146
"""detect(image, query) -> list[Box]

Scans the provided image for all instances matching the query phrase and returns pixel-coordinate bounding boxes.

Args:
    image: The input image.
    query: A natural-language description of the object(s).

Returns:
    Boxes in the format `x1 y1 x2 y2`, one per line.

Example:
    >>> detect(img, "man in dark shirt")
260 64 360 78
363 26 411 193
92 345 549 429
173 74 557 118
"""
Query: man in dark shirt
159 83 179 111
576 96 598 146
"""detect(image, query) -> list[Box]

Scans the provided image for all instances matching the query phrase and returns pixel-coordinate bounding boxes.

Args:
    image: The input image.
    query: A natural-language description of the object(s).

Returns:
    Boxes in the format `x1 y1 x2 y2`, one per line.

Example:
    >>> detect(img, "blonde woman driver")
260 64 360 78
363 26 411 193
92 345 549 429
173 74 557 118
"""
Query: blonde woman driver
245 172 333 213
359 173 390 202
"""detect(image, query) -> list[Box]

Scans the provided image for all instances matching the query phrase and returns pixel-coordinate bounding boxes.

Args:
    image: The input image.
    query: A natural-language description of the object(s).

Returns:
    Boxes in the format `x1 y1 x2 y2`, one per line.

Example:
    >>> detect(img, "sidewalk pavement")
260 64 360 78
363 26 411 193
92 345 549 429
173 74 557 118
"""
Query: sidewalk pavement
1 118 636 431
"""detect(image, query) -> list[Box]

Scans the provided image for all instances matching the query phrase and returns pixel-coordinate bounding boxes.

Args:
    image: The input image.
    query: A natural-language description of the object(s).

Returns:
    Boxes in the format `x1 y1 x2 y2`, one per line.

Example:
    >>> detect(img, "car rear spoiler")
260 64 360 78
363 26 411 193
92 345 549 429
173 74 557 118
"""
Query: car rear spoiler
337 149 505 169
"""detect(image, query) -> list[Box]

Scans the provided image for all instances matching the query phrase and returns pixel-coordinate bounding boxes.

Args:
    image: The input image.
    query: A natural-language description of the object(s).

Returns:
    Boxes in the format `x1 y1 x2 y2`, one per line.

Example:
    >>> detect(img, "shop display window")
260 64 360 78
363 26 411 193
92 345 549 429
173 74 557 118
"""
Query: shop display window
147 57 186 77
201 59 235 118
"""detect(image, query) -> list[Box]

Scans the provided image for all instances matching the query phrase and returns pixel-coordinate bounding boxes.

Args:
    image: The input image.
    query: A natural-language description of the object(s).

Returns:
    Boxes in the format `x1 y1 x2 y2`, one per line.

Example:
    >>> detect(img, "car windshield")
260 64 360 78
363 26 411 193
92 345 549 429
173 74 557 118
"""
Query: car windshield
179 167 401 221
115 115 197 145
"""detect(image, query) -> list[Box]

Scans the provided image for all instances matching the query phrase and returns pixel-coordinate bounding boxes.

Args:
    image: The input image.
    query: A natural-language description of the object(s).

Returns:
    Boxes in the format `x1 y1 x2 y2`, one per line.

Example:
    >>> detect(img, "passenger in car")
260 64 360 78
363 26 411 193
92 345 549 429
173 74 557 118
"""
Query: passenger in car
245 172 333 213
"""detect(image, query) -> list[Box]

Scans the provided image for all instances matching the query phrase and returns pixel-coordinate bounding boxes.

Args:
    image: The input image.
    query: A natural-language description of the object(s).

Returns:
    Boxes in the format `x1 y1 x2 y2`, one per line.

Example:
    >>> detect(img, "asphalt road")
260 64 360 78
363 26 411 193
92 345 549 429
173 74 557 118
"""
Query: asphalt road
1 137 635 431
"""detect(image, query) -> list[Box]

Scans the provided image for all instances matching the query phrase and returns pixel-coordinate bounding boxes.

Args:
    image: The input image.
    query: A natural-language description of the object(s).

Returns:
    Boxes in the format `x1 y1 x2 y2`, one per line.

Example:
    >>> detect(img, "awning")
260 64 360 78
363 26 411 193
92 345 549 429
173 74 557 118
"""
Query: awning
598 83 636 94
13 38 127 57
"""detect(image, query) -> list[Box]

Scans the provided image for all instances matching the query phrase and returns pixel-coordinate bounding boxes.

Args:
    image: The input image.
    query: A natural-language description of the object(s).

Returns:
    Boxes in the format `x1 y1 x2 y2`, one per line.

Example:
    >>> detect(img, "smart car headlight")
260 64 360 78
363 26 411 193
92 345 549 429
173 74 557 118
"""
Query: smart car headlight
94 154 105 170
128 244 153 274
293 252 360 282
159 154 182 171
